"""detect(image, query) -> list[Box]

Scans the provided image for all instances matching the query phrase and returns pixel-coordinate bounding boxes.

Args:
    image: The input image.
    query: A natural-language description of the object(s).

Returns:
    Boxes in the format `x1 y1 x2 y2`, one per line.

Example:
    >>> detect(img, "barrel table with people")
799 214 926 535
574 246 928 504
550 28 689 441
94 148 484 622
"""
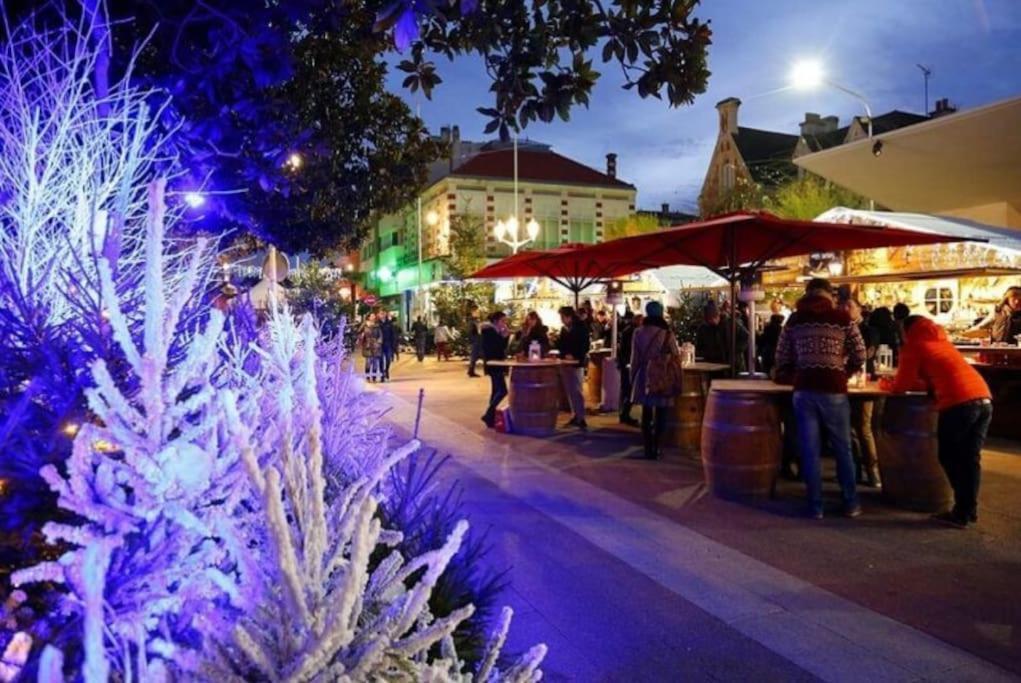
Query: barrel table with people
664 362 729 459
485 359 574 436
700 380 951 511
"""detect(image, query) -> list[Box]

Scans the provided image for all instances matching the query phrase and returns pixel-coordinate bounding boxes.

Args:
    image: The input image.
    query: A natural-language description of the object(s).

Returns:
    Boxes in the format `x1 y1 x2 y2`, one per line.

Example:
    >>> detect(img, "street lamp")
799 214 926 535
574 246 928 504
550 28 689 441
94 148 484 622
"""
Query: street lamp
790 59 876 209
494 215 540 254
789 59 873 138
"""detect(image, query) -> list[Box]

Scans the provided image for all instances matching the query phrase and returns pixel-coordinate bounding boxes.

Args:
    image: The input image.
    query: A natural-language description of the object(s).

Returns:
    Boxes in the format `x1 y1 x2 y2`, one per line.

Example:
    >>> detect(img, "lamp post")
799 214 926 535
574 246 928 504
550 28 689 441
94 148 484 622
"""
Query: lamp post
494 215 541 254
493 136 540 254
790 60 875 209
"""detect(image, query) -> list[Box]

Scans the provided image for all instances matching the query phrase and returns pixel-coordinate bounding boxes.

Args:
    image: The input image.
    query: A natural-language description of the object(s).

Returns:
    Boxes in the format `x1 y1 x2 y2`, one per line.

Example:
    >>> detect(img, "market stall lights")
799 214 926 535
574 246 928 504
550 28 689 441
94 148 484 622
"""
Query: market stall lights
790 60 825 90
183 191 205 208
872 140 884 157
378 266 392 281
425 210 439 226
286 152 302 169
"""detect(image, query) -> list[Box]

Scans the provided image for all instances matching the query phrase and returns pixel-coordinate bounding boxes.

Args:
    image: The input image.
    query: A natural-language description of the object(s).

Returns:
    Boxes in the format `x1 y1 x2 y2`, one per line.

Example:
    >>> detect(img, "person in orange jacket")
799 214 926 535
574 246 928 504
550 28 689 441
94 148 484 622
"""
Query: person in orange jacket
880 315 992 528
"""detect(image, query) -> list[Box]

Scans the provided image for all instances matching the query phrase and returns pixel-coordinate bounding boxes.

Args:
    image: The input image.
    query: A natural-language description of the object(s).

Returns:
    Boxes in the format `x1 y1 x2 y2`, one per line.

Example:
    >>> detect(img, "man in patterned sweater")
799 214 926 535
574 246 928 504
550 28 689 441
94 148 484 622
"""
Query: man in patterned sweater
776 278 866 519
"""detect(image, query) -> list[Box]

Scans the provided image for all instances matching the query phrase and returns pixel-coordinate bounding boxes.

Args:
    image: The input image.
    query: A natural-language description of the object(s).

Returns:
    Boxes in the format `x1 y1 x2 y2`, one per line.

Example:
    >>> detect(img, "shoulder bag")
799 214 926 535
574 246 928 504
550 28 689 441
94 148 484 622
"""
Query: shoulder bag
646 328 683 397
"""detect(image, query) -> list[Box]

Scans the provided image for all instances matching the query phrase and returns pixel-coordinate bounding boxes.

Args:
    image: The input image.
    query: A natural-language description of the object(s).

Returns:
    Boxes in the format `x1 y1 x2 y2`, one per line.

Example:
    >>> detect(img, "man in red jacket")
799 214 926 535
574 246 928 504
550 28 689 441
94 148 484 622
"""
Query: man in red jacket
881 316 992 528
776 278 866 519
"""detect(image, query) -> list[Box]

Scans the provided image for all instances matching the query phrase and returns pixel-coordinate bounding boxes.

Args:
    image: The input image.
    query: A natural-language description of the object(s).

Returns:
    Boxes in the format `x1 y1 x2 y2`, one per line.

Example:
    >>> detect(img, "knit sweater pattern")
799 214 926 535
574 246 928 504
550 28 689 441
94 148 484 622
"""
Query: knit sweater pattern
775 295 866 393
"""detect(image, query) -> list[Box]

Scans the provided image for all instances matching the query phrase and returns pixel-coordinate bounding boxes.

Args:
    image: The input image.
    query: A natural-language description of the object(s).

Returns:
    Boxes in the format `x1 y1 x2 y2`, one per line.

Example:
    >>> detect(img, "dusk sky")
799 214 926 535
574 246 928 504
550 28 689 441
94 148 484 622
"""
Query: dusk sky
392 0 1021 213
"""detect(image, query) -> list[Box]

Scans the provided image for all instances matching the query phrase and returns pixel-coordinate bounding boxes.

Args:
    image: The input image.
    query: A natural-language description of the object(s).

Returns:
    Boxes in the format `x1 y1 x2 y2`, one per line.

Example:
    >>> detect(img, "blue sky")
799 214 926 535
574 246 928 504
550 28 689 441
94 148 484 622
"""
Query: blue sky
391 0 1021 213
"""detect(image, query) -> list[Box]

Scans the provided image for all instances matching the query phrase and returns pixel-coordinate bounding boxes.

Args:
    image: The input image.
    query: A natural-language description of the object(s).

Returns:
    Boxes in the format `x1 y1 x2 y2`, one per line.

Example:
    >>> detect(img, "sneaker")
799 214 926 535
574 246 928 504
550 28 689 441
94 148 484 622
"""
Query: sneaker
932 511 968 528
808 508 824 520
968 511 979 523
619 416 640 427
481 415 495 429
843 504 863 519
576 420 588 432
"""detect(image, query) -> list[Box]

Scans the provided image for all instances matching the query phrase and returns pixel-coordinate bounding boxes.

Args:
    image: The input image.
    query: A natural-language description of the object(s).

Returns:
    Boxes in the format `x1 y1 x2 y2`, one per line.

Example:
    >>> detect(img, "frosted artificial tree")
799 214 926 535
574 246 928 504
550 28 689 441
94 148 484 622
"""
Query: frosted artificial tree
3 7 548 681
0 6 181 527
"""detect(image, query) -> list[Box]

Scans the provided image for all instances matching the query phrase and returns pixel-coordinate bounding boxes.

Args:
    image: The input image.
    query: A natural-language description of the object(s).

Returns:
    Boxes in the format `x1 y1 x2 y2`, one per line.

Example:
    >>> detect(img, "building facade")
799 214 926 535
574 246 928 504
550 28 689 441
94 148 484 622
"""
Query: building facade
360 133 637 317
699 96 932 214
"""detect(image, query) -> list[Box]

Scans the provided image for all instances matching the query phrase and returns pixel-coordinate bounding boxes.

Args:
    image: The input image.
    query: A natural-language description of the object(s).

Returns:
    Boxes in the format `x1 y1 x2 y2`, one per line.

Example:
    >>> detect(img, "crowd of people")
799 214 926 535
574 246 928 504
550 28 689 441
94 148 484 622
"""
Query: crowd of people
360 281 1016 527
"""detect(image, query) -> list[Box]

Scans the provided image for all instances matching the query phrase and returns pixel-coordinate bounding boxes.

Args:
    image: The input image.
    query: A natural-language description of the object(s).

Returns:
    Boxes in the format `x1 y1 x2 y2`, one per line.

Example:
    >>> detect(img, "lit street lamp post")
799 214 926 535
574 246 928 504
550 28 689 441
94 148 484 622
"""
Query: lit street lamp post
493 136 540 254
790 60 875 208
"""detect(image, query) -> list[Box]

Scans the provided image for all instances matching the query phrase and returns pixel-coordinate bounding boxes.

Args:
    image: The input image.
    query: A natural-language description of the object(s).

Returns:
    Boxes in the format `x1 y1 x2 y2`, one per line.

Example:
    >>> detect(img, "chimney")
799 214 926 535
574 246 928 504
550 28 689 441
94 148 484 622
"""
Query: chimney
449 125 462 171
930 97 957 118
715 97 741 135
606 153 618 179
440 126 451 142
661 202 670 215
800 112 839 137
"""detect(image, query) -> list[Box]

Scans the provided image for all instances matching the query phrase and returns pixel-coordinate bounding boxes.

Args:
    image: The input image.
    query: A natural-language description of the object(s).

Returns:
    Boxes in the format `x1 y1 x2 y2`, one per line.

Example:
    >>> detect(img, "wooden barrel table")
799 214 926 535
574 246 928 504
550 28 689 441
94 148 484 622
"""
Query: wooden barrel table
876 395 951 513
584 350 610 409
498 361 563 436
666 371 706 458
701 386 782 499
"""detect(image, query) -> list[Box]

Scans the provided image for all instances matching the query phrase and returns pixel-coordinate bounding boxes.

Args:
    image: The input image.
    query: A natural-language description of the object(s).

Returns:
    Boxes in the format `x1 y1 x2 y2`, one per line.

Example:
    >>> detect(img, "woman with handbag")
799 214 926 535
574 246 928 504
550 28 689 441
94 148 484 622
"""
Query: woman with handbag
629 301 681 459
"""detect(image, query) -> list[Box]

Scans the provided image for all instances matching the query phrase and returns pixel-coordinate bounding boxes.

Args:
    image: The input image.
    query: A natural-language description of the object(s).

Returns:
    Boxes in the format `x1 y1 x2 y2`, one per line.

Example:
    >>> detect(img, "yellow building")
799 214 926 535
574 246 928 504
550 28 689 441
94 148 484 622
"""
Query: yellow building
361 132 637 316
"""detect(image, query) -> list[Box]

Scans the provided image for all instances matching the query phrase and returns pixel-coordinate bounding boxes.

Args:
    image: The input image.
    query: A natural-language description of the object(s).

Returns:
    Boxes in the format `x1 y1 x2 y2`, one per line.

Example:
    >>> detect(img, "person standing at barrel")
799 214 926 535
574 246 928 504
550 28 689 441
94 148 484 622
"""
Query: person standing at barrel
629 302 680 459
556 306 590 431
775 277 865 519
480 311 511 428
840 298 882 488
617 313 642 427
880 316 992 528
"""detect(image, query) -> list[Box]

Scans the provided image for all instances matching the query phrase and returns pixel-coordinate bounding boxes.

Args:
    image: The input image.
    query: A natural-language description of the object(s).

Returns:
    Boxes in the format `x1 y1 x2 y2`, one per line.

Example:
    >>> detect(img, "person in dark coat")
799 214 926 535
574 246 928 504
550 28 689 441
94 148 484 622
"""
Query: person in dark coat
379 310 398 382
556 306 590 430
696 301 747 370
412 316 429 362
758 314 785 376
480 311 511 428
617 313 641 426
629 302 680 459
869 307 900 364
518 310 550 357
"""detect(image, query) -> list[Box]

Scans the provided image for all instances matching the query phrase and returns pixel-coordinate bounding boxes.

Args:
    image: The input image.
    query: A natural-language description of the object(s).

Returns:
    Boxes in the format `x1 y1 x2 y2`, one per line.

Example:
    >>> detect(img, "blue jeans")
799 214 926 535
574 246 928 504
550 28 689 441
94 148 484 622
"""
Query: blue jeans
793 391 858 514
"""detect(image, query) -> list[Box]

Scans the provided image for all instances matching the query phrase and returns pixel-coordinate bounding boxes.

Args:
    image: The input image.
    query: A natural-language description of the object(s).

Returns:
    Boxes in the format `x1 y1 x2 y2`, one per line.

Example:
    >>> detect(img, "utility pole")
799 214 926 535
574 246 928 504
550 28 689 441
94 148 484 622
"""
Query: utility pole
916 64 932 115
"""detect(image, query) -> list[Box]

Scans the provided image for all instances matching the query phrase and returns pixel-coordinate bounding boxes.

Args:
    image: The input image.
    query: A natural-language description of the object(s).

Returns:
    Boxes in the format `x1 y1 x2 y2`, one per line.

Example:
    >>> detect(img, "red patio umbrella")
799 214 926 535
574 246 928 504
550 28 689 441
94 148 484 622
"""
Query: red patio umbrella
575 211 978 373
469 243 636 307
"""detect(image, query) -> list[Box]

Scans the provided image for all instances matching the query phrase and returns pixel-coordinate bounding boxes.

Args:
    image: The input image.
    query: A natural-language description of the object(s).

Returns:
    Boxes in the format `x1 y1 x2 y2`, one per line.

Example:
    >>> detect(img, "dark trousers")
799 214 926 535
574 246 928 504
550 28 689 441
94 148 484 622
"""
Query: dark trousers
469 339 481 374
415 337 426 361
937 399 992 518
483 370 508 423
382 348 394 379
619 367 633 420
641 404 667 457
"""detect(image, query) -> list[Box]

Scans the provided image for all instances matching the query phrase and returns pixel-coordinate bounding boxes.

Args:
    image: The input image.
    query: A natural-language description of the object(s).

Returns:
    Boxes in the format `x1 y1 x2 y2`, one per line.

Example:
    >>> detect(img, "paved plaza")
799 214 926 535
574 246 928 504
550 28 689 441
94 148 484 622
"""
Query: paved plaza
375 355 1021 682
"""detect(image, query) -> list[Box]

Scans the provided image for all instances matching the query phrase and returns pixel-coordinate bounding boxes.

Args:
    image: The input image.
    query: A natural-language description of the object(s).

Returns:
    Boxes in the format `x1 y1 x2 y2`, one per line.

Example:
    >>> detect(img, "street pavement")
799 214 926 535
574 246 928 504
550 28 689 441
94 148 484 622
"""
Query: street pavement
373 354 1021 682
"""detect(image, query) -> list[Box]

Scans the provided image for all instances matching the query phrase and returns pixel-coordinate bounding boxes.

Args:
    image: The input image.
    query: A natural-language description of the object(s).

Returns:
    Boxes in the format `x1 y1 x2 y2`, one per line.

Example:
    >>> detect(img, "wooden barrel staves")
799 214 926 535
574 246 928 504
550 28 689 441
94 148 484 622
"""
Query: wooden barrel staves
701 390 781 499
509 365 562 436
876 395 952 513
584 356 604 409
666 370 706 459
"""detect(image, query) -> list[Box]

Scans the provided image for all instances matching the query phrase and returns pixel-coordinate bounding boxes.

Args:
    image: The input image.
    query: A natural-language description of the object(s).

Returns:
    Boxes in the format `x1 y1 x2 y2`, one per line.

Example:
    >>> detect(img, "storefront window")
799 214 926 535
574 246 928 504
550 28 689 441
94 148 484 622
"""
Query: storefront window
924 286 955 315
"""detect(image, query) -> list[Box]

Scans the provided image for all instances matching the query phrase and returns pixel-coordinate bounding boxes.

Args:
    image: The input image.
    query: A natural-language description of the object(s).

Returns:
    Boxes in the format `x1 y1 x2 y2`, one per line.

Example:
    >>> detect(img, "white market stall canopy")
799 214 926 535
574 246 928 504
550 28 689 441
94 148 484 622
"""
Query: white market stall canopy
648 265 728 291
795 96 1021 219
816 207 1021 255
